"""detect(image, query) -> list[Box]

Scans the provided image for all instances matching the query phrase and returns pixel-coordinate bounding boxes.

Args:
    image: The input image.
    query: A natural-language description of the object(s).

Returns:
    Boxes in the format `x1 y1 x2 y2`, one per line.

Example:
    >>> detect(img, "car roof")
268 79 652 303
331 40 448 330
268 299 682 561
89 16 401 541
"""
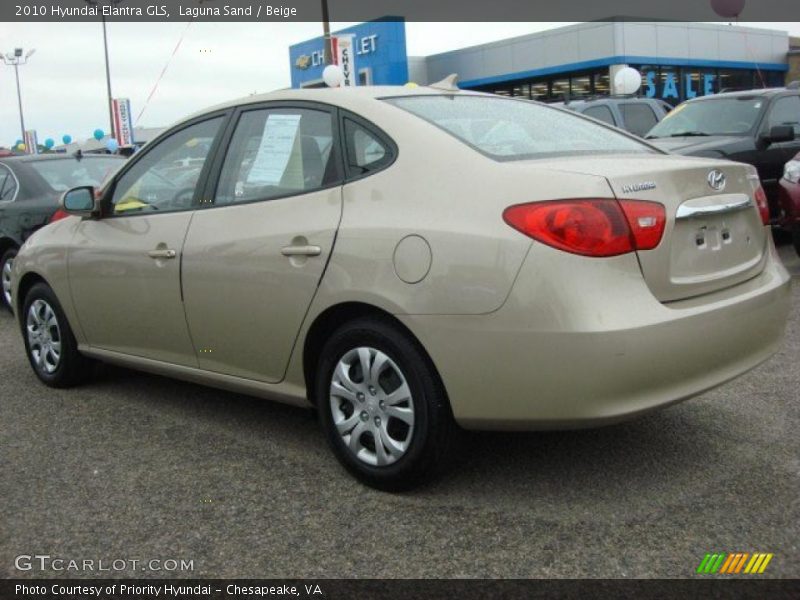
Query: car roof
181 84 487 124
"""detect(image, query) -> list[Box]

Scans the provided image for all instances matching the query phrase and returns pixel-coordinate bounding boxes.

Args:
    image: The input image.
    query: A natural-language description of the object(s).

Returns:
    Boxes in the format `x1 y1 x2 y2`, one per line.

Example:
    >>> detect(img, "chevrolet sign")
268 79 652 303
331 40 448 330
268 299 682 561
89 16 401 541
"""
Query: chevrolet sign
295 55 311 70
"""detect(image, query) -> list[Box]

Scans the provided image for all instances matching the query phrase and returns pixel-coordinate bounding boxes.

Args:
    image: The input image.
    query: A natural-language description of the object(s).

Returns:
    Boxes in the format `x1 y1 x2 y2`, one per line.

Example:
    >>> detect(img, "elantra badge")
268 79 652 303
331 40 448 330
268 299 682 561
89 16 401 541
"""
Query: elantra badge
621 181 656 194
707 170 726 191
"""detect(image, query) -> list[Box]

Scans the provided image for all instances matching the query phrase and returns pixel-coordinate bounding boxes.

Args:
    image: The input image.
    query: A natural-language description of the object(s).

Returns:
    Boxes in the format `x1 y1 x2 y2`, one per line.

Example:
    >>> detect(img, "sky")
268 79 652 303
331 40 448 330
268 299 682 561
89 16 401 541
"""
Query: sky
0 21 799 147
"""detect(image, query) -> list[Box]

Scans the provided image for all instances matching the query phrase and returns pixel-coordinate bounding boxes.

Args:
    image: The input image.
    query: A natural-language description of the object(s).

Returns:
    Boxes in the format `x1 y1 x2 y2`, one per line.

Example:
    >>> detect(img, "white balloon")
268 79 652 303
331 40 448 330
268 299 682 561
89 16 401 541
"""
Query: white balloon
322 65 344 88
614 67 642 95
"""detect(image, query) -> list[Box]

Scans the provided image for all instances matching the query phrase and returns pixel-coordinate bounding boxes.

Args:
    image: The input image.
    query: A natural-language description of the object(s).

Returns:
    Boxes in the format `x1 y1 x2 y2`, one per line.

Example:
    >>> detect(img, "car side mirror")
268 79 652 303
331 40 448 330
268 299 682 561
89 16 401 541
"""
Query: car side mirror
762 125 795 146
61 186 98 217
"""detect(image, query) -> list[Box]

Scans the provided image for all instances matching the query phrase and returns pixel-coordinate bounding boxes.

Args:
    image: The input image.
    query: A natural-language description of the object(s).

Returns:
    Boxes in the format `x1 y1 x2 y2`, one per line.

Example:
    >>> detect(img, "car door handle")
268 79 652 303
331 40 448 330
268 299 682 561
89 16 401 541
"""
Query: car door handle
281 245 321 257
147 248 177 259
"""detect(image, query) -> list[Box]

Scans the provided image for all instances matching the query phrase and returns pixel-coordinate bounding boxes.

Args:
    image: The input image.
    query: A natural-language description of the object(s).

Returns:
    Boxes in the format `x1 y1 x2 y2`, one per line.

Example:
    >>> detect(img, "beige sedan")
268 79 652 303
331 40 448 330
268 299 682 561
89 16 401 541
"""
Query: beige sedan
10 83 791 490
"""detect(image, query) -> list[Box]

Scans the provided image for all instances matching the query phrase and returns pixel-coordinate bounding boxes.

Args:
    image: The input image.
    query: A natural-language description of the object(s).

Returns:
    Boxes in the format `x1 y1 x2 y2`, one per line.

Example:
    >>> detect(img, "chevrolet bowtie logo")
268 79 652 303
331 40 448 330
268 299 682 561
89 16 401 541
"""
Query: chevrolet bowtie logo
295 55 311 70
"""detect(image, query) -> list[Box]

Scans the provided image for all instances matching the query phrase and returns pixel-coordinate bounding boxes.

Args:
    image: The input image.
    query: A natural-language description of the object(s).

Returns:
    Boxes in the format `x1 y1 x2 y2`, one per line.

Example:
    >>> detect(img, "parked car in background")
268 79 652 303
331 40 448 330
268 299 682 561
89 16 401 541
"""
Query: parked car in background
778 152 800 255
560 97 672 137
9 85 790 490
645 86 800 222
0 154 124 309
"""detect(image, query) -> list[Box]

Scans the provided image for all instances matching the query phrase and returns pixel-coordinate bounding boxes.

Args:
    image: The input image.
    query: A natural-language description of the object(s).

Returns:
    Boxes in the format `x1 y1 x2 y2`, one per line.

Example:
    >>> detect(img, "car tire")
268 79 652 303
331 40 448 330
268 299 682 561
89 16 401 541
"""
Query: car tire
316 317 459 491
1 247 18 312
21 282 93 388
793 228 800 258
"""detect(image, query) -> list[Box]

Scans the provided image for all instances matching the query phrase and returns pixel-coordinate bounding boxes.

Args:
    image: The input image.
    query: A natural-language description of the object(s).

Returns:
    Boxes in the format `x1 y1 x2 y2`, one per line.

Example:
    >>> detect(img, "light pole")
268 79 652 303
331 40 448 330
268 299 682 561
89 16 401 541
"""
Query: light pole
1 48 35 145
321 0 332 65
85 0 123 139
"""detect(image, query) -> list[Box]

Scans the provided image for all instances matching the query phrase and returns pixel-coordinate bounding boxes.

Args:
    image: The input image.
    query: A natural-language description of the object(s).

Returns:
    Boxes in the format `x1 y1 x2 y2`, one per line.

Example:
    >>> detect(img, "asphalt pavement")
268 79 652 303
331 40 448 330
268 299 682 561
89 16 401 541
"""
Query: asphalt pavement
1 243 798 579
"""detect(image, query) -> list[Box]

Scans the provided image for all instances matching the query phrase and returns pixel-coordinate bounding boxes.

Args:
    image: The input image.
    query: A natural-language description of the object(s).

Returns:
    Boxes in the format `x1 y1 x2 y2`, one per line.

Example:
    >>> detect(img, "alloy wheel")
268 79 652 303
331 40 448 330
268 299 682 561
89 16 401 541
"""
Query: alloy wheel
329 347 415 467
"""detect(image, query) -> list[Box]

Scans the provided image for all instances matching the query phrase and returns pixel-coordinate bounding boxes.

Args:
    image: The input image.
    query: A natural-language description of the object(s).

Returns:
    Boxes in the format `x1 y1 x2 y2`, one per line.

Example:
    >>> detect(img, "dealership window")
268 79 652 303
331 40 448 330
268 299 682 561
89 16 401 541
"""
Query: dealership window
551 78 570 100
619 103 659 136
718 69 755 92
530 82 549 101
570 74 592 98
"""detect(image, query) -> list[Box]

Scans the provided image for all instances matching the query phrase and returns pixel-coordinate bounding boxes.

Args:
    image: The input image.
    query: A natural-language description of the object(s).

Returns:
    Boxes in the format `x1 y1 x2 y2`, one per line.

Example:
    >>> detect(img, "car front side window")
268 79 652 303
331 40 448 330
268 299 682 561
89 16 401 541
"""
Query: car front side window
110 117 223 215
214 107 339 206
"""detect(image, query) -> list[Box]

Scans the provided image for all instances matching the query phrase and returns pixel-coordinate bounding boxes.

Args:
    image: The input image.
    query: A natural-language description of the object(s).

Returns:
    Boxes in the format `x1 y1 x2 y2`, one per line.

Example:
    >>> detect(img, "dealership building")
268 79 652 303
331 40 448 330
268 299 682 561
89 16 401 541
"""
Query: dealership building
289 20 796 104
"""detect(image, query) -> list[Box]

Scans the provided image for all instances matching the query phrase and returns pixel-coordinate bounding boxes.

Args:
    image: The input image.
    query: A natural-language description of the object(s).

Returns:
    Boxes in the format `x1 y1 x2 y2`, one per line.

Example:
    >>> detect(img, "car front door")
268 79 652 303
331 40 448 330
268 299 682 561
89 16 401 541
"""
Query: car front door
181 103 343 383
68 115 227 365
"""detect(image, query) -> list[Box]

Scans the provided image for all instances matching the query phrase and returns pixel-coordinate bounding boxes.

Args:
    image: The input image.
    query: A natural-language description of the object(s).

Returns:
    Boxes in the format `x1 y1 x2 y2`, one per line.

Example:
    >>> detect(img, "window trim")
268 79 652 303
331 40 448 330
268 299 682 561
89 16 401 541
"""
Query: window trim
0 163 20 203
762 93 800 136
99 110 232 219
338 110 398 183
200 100 346 210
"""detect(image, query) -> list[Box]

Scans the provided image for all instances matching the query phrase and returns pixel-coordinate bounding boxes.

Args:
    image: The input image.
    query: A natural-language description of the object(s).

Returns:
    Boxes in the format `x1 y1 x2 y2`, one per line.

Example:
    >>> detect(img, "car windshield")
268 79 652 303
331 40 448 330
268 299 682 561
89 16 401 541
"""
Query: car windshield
646 96 765 138
28 157 122 192
383 95 654 160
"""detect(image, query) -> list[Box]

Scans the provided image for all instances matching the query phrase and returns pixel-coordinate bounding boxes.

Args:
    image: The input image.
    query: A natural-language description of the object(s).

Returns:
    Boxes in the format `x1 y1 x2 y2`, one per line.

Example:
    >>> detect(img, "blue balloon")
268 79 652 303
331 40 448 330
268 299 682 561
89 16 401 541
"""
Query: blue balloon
106 138 119 153
44 138 55 149
62 134 72 145
93 128 104 141
15 139 22 146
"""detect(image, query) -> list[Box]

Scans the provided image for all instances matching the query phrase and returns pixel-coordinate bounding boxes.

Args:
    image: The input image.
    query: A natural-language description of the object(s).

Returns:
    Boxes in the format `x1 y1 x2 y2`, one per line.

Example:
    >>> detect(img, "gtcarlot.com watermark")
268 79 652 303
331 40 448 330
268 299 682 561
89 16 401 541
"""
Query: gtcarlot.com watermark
15 554 194 573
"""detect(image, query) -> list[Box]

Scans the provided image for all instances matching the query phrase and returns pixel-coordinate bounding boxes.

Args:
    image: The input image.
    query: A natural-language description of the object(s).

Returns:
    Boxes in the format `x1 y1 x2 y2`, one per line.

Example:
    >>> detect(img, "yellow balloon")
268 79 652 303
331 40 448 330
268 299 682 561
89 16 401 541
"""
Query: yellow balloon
404 82 419 88
16 143 26 152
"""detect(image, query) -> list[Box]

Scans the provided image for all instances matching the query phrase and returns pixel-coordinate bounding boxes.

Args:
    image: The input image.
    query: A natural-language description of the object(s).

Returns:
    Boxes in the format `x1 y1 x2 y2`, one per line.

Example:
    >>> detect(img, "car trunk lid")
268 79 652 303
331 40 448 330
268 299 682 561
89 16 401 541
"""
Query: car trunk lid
525 154 767 302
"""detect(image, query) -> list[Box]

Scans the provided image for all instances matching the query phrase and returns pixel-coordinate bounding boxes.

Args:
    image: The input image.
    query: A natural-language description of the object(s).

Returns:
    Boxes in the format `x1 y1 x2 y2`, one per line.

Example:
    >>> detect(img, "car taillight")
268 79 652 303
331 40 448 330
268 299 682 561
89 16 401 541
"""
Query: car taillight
49 209 69 223
754 185 770 226
502 199 665 257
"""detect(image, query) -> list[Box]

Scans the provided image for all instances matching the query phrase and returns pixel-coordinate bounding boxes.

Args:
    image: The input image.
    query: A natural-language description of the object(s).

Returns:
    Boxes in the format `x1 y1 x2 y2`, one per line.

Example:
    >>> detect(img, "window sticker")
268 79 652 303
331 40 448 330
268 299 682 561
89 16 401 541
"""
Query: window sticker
247 114 302 185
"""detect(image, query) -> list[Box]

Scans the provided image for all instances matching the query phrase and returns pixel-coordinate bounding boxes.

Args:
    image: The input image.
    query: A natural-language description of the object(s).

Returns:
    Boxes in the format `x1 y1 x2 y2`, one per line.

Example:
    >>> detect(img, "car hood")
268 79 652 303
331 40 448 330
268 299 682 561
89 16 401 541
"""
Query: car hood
646 135 750 156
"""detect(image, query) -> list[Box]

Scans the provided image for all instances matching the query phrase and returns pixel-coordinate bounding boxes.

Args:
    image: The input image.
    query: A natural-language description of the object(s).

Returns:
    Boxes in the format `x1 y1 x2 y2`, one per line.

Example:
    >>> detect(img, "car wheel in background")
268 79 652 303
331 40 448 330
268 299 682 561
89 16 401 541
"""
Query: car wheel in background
21 282 93 387
316 317 459 491
1 247 17 311
793 228 800 258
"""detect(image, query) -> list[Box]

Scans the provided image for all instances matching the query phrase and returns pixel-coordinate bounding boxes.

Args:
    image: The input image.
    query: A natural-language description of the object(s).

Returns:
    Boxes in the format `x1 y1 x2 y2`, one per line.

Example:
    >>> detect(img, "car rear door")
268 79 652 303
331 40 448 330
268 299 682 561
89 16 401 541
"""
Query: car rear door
68 114 228 366
181 102 344 383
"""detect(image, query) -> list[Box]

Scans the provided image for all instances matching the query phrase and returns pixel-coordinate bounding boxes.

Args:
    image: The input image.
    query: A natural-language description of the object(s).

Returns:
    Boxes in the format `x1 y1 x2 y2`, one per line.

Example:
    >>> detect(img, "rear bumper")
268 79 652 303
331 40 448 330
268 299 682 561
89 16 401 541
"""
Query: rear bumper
399 241 791 431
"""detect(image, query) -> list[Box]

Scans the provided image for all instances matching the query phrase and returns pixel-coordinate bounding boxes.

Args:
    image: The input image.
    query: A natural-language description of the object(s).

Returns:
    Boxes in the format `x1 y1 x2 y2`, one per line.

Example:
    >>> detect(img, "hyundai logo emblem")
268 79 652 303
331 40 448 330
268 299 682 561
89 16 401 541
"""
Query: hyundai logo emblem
707 170 726 191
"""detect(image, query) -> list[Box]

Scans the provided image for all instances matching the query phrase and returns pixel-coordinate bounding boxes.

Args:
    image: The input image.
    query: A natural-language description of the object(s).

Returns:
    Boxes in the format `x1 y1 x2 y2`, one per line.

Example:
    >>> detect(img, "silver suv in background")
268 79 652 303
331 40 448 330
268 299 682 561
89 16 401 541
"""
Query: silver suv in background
559 97 673 137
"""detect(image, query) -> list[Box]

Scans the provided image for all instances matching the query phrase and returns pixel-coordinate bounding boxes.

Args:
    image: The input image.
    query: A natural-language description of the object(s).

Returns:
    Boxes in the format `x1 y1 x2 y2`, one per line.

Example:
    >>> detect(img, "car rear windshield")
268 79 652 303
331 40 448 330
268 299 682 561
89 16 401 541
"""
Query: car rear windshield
29 157 122 192
383 95 654 160
646 96 765 138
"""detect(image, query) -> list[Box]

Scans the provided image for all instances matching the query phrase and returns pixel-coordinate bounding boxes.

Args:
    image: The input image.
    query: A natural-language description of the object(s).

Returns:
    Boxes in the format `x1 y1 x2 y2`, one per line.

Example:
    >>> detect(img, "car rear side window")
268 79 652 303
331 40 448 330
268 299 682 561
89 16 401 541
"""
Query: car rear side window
582 105 616 126
215 107 339 205
619 103 659 137
384 95 653 160
0 165 15 201
343 118 393 176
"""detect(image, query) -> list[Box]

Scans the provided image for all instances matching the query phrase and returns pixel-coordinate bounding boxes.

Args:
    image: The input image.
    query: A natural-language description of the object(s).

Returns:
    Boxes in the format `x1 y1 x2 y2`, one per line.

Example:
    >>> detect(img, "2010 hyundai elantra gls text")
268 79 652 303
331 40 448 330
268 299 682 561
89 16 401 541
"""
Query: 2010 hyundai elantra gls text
10 82 791 490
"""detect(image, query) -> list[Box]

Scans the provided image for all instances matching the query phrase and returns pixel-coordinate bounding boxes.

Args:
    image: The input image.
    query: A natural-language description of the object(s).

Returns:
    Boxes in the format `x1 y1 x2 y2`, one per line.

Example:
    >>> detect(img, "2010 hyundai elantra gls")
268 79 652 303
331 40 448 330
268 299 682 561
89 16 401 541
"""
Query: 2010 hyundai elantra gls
9 82 791 490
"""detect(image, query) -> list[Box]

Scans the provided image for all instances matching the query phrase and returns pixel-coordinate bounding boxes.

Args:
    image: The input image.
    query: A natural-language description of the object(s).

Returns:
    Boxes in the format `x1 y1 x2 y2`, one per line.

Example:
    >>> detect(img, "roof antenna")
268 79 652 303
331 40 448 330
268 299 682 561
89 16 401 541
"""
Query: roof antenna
430 73 460 92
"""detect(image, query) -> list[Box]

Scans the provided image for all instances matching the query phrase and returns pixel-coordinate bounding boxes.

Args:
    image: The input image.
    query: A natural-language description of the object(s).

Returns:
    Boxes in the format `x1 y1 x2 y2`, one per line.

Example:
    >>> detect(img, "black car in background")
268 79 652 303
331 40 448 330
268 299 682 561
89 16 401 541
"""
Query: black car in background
645 86 800 222
0 154 124 309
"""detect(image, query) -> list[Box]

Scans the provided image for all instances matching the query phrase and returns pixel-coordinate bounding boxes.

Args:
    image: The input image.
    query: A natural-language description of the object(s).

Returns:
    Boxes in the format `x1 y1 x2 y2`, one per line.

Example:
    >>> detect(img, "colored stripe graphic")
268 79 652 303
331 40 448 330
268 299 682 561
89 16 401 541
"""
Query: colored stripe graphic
697 552 773 574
